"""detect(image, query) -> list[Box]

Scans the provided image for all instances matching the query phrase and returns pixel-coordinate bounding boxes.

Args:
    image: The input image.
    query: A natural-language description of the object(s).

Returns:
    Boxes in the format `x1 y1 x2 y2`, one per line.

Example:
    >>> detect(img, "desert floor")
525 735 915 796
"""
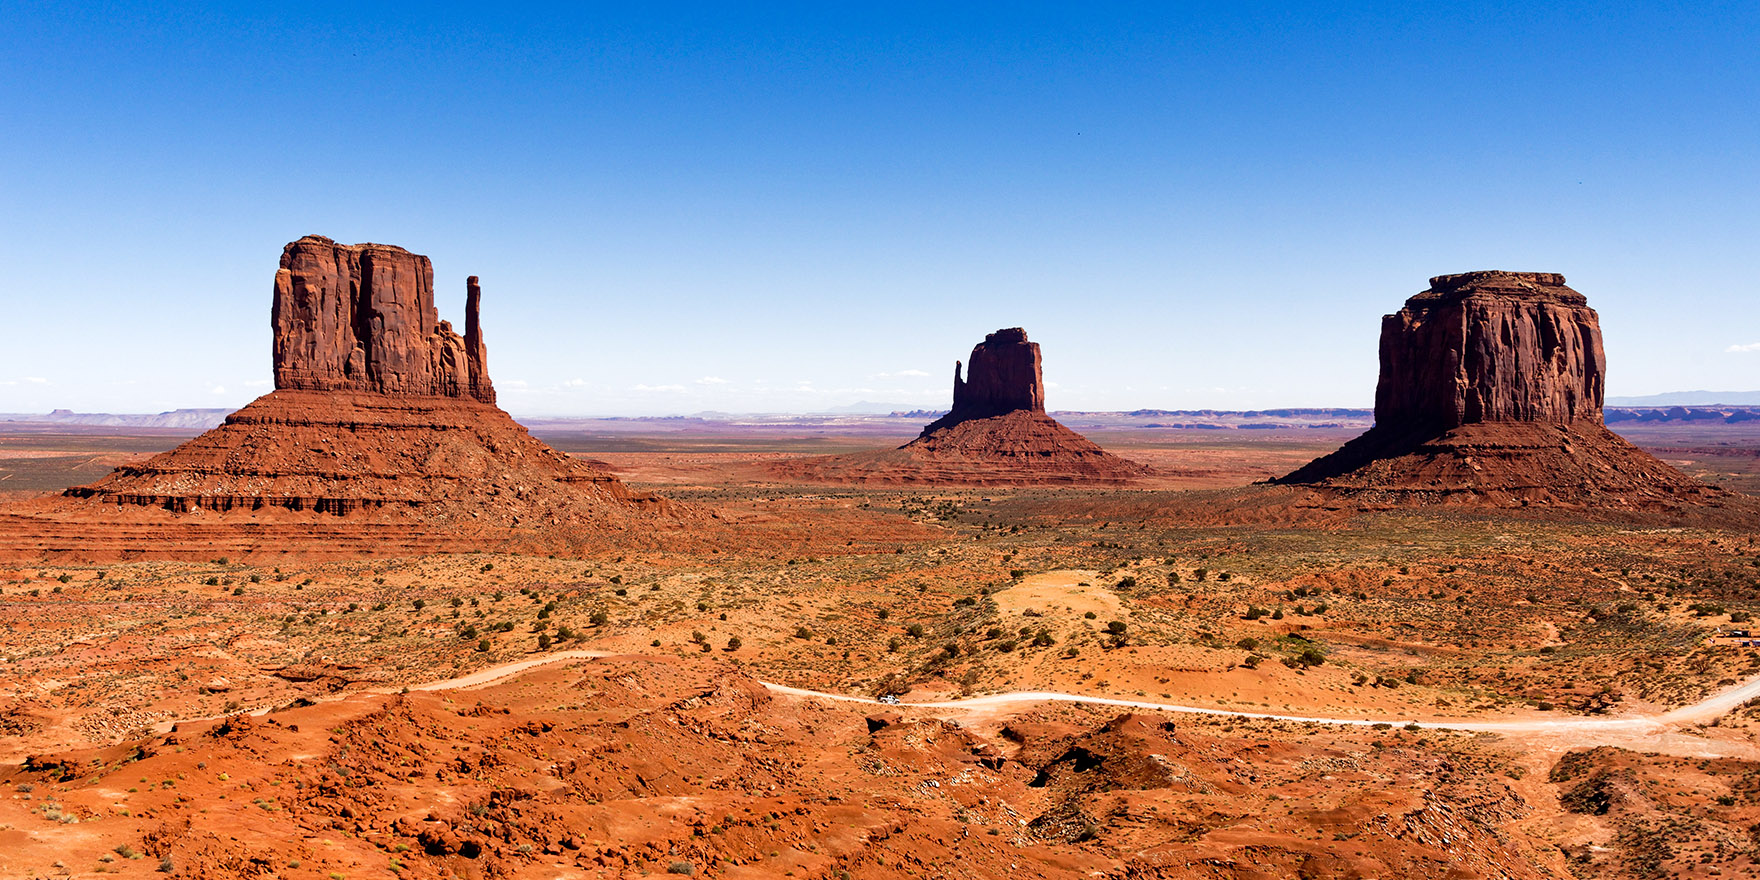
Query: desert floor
1 420 1758 879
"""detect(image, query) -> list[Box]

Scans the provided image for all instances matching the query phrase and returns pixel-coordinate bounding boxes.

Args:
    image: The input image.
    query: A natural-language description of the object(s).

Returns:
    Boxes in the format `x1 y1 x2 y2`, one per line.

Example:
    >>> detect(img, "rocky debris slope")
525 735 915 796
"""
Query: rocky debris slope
774 328 1147 485
0 656 1559 880
0 236 671 559
1278 272 1712 506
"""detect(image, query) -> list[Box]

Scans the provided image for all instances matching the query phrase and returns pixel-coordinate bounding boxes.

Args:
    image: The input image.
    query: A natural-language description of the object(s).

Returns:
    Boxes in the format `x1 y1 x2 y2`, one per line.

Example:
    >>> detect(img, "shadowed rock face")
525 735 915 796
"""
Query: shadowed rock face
1277 272 1706 505
1376 271 1603 432
272 235 495 403
947 328 1045 423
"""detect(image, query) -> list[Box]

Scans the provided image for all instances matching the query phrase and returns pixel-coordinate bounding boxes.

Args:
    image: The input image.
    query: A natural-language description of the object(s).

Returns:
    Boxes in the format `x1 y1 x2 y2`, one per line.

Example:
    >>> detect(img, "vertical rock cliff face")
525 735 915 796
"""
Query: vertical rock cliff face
1277 271 1705 506
948 327 1046 422
1375 271 1604 432
271 235 494 403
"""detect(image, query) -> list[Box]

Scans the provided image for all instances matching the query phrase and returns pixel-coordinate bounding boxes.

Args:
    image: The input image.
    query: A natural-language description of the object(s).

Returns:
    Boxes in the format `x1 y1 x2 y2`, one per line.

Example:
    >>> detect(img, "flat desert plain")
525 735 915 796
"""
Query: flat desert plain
2 417 1759 879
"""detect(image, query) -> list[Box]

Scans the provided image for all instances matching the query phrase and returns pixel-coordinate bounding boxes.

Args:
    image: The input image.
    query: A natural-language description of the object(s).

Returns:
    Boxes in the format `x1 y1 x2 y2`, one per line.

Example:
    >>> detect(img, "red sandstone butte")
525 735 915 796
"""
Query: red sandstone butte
774 328 1147 485
1277 271 1710 506
0 236 671 560
272 235 495 403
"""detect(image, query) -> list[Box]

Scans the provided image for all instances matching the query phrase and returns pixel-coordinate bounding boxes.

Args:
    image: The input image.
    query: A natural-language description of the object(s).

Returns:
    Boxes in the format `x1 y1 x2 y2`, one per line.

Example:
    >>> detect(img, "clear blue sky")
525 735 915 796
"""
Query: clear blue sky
3 2 1756 415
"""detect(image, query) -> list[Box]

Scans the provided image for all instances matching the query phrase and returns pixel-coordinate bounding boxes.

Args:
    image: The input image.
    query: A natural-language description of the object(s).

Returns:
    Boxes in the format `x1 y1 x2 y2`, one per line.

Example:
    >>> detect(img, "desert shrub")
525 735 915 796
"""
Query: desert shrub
1236 637 1259 650
1083 611 1097 620
412 599 426 611
476 639 491 653
1032 629 1055 647
726 636 742 651
668 861 697 875
887 638 902 653
1106 620 1127 635
794 626 814 640
590 610 609 626
537 633 553 650
905 623 926 637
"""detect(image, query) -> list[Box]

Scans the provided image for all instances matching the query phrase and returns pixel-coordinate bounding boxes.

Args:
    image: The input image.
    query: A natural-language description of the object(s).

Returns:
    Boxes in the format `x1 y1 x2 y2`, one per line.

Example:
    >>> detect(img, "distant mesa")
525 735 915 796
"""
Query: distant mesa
772 328 1147 485
0 235 671 560
1275 271 1714 506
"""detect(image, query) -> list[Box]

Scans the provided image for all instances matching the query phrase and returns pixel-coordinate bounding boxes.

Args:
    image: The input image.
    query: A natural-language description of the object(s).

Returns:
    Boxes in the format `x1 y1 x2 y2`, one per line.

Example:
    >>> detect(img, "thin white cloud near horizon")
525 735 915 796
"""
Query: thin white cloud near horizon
1728 342 1760 353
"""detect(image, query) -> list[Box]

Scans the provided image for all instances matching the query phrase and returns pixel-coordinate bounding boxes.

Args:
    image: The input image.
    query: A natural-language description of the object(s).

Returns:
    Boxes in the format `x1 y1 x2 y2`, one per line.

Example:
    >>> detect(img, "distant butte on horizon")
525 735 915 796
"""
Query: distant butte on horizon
768 327 1149 485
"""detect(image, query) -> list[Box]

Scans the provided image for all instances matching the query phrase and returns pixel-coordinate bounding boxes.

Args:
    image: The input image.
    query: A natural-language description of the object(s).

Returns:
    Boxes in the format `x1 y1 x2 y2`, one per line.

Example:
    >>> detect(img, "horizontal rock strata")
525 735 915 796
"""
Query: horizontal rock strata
1278 271 1709 506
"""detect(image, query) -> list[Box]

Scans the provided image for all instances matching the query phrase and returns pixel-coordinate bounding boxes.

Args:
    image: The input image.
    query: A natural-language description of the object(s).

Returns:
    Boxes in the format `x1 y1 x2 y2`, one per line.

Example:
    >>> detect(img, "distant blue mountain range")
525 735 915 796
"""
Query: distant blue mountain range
1606 391 1760 406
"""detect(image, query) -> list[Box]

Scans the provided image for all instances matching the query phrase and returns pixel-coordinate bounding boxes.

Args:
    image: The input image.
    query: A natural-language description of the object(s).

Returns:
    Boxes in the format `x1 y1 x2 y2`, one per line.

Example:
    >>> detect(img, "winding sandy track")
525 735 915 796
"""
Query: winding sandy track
394 650 1760 742
151 649 1760 755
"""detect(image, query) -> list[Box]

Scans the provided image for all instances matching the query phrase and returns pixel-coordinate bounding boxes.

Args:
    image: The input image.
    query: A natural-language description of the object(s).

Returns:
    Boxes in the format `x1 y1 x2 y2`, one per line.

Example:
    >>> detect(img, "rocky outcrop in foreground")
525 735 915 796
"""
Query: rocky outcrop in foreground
1278 271 1710 506
775 328 1146 485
